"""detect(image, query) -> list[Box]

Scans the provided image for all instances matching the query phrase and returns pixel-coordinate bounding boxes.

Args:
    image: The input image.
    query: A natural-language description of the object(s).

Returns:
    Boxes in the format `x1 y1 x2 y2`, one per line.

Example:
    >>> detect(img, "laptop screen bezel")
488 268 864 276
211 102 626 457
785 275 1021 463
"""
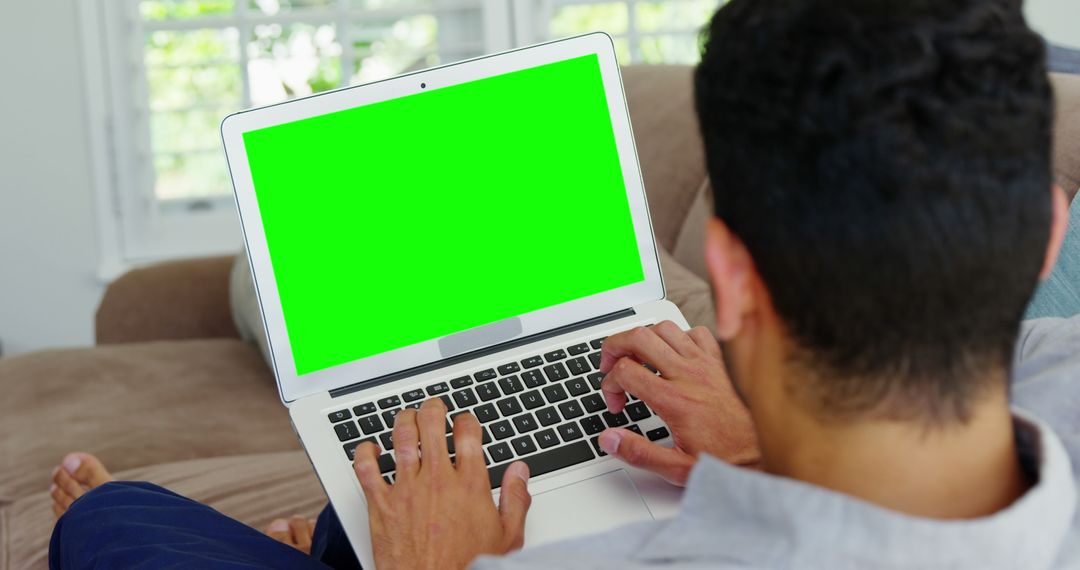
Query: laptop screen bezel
221 33 665 405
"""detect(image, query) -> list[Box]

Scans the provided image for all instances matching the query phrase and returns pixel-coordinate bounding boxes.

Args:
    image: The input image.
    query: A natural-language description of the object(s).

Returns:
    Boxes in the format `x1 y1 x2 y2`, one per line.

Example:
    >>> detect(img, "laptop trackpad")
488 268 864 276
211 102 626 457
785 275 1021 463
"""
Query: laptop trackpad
523 469 654 547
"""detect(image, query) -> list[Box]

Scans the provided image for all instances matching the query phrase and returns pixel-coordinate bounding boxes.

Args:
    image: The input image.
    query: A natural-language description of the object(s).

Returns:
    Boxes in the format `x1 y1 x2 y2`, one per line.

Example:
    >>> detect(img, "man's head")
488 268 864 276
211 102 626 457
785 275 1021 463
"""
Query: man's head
695 0 1068 425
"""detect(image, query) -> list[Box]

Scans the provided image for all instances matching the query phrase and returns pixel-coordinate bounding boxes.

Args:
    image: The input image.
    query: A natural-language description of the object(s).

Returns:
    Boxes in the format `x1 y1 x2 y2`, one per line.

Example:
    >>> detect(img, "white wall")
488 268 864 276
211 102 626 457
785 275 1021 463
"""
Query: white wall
1026 0 1080 50
0 1 105 356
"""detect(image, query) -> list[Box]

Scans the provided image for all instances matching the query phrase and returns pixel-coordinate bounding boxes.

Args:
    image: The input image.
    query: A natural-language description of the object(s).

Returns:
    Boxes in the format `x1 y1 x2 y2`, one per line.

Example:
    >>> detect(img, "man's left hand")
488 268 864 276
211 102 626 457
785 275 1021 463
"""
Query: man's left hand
354 398 533 570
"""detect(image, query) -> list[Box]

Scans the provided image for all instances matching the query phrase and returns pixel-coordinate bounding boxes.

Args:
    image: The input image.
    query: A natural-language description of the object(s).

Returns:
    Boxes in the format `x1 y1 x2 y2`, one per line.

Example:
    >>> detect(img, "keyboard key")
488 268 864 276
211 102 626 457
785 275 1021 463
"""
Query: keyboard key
580 415 605 435
566 377 590 397
536 406 560 426
445 419 453 434
535 428 560 449
383 475 392 485
498 375 524 395
511 435 538 456
439 395 455 412
519 390 544 410
482 426 492 444
475 369 497 382
378 395 401 409
353 402 377 416
581 394 606 413
452 388 478 408
587 372 605 391
497 396 522 417
589 337 605 350
647 427 670 441
544 349 567 362
328 409 352 423
627 424 643 436
358 415 384 435
489 442 513 463
334 421 360 441
404 402 421 410
343 437 376 460
567 343 590 355
602 411 629 428
497 362 521 375
426 382 449 396
490 420 515 440
588 353 602 371
521 355 544 369
543 362 569 382
542 384 569 403
473 403 499 423
557 422 584 442
558 400 584 420
446 434 456 454
476 382 501 402
378 453 396 474
521 370 546 388
513 413 539 433
402 389 425 402
488 441 594 489
382 408 401 428
450 375 473 389
590 435 607 456
379 431 394 450
566 356 590 376
626 401 652 422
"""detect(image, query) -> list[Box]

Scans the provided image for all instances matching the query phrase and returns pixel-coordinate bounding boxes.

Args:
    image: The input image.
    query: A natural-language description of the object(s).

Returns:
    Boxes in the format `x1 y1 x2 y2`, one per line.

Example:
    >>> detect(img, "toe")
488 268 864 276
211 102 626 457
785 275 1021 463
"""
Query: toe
62 452 113 488
266 518 293 545
53 468 85 502
289 515 313 552
50 483 75 512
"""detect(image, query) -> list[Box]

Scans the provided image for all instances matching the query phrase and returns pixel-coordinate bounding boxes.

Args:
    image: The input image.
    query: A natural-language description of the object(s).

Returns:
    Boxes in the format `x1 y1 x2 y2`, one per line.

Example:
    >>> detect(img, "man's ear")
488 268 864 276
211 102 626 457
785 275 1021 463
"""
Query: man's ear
704 218 755 340
1041 185 1070 280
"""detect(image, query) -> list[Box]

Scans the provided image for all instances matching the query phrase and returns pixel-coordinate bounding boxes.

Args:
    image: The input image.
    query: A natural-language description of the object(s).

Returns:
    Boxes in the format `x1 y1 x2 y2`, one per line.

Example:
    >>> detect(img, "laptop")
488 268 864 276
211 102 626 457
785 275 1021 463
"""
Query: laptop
221 32 688 568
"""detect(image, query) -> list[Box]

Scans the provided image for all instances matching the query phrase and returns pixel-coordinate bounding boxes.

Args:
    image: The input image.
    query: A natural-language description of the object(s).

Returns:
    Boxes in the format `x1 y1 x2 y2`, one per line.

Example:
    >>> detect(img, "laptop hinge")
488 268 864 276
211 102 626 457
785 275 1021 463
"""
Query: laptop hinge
329 308 636 399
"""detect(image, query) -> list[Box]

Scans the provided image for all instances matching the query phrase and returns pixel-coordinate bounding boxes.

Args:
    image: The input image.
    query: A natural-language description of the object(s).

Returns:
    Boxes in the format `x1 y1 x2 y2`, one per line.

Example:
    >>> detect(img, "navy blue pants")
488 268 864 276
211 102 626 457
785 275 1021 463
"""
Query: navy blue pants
49 481 362 569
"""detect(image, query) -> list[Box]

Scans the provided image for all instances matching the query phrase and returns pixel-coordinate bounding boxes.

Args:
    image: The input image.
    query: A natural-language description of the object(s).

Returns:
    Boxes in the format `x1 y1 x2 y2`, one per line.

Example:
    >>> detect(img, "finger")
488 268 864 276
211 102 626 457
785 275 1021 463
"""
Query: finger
353 440 390 500
418 398 450 469
687 326 723 360
392 408 421 478
498 462 532 550
599 326 685 376
452 412 486 475
53 467 85 501
601 356 674 413
598 428 696 486
651 321 701 358
289 516 313 550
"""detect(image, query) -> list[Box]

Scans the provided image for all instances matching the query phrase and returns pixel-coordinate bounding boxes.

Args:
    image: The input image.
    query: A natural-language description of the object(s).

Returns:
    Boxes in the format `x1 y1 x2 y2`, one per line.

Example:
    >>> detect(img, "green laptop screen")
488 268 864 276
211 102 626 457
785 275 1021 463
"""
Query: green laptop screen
243 54 645 376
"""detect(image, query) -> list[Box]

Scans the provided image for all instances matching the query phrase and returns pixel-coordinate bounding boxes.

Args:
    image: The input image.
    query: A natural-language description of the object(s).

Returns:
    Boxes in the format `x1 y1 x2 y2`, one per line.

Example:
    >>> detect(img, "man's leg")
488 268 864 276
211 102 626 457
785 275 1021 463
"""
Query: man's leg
310 503 363 570
50 481 329 570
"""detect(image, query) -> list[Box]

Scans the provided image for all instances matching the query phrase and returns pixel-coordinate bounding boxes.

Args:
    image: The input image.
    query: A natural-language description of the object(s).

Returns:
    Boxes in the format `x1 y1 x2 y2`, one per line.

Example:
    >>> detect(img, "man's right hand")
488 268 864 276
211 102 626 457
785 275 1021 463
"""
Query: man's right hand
597 321 760 485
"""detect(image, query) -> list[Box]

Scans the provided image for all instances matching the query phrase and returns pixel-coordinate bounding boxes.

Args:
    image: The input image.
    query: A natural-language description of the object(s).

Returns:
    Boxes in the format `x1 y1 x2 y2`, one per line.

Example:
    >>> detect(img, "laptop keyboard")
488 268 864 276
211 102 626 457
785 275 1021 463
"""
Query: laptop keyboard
326 332 670 490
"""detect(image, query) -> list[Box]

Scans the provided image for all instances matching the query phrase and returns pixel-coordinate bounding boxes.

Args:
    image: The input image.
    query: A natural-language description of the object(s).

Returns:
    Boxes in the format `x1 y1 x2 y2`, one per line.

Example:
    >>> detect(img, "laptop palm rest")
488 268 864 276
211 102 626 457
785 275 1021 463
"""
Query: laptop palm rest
523 468 654 547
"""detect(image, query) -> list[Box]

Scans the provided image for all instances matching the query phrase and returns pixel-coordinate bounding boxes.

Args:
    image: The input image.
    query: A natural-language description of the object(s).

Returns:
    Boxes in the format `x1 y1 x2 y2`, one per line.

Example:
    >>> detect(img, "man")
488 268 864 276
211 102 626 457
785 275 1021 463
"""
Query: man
49 0 1080 567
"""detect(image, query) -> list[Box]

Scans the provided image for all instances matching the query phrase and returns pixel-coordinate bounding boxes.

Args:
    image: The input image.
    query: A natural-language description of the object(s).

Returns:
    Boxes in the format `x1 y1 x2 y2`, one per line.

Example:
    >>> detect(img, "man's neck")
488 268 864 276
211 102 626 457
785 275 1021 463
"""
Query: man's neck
758 389 1030 520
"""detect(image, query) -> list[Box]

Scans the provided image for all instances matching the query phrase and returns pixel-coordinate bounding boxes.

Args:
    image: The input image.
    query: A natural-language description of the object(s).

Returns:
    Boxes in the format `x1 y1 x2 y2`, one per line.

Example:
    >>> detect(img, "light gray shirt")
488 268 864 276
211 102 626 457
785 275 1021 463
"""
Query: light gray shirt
474 316 1080 569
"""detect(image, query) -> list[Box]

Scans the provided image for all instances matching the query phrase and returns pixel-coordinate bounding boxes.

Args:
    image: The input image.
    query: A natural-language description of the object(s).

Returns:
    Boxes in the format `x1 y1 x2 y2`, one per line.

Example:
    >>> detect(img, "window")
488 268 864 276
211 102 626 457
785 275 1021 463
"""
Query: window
80 0 718 275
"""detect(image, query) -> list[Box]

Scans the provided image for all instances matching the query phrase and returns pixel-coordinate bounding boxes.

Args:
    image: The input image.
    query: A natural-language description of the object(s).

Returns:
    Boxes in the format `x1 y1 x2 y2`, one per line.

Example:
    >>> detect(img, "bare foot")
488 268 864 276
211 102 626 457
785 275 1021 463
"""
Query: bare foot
266 515 318 554
50 452 114 518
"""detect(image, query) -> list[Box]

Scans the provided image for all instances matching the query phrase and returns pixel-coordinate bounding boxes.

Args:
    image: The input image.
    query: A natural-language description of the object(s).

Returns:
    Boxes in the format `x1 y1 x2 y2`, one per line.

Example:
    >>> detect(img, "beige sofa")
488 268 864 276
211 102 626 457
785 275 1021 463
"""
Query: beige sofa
2 66 1078 570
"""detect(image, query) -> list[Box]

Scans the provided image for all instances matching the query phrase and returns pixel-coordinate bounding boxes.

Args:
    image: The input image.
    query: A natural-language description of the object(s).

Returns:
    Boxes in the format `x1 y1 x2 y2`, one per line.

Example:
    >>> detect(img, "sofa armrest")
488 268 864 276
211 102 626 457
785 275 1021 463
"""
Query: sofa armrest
96 256 240 344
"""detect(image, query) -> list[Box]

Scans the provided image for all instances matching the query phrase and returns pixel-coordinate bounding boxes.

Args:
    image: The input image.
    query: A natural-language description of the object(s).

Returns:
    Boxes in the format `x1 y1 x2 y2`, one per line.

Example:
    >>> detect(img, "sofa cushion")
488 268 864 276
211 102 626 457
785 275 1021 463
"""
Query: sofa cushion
1052 72 1080 201
0 339 294 503
3 451 324 570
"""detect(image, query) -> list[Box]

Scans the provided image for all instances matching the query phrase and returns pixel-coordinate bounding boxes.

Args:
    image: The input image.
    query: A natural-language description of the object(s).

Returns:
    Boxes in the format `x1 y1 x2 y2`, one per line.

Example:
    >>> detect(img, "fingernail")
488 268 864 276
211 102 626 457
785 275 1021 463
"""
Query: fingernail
508 461 529 483
62 455 81 474
599 431 622 455
49 483 57 493
268 519 289 532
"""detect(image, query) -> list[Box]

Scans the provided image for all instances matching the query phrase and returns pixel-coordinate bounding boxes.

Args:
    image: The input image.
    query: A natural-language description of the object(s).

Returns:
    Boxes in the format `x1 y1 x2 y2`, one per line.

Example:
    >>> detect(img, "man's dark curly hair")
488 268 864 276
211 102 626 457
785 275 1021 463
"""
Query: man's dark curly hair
694 0 1054 422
